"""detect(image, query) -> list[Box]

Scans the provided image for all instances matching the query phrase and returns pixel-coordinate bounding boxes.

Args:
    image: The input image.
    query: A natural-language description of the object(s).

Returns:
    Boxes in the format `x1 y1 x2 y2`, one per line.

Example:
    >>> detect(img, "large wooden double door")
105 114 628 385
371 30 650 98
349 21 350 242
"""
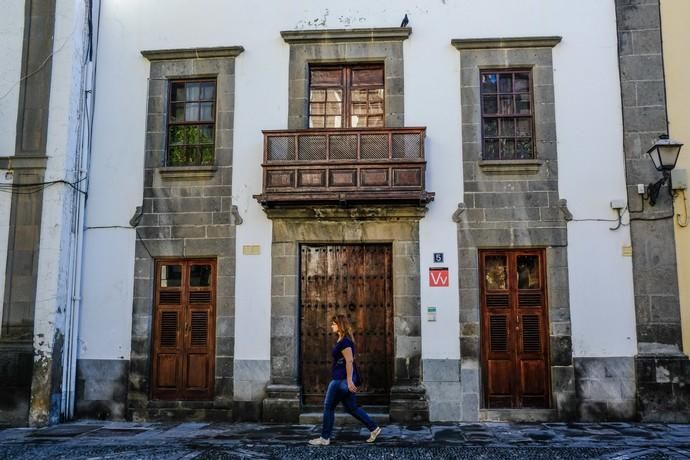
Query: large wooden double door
300 244 393 406
152 259 216 400
480 249 551 408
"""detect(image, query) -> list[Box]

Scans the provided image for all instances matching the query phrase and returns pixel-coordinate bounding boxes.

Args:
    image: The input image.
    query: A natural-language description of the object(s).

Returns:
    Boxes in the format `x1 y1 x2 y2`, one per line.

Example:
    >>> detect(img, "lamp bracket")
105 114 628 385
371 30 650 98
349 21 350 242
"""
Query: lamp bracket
647 174 669 206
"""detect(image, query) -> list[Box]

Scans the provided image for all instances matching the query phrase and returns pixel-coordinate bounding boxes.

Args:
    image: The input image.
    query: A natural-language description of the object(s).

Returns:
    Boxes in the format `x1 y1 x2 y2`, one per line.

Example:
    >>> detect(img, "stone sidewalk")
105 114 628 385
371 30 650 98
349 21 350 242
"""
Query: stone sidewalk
1 420 690 459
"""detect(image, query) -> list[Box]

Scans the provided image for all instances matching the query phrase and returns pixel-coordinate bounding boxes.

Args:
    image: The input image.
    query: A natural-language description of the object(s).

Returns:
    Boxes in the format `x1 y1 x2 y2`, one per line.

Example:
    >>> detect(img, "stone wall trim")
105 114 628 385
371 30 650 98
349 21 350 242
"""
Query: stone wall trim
141 47 244 61
452 36 562 50
281 27 411 44
0 156 48 170
478 159 544 175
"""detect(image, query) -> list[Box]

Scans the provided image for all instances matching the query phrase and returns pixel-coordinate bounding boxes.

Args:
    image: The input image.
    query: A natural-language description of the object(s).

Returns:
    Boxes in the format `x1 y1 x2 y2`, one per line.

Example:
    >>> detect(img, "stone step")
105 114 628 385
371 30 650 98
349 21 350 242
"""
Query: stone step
480 408 558 422
300 406 389 426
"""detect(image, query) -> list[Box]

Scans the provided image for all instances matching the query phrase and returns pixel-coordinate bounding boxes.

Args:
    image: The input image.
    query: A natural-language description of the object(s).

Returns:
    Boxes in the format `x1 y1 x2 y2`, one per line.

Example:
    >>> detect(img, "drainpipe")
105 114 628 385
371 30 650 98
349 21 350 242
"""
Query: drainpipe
60 0 100 421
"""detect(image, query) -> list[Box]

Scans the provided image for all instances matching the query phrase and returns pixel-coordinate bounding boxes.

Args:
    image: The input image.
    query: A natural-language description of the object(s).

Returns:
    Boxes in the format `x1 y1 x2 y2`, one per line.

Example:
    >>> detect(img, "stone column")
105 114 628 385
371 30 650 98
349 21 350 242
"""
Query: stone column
0 0 57 427
615 0 689 422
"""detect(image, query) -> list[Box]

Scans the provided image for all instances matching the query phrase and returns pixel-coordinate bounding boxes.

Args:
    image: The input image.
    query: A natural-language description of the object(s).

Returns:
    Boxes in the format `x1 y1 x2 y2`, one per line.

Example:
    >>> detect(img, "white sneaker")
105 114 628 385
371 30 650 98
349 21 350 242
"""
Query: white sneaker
366 426 381 443
308 437 330 446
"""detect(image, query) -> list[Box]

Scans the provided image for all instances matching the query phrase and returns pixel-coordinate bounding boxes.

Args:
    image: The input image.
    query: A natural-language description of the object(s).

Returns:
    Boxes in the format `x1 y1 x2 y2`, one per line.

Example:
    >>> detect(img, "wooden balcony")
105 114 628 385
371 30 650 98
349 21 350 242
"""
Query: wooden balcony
254 127 434 207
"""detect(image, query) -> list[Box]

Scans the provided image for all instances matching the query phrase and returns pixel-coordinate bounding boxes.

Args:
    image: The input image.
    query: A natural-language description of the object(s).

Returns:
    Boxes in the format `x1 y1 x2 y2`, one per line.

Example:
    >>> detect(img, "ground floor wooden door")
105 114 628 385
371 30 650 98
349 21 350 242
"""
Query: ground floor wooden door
152 259 216 400
480 249 551 408
300 244 393 406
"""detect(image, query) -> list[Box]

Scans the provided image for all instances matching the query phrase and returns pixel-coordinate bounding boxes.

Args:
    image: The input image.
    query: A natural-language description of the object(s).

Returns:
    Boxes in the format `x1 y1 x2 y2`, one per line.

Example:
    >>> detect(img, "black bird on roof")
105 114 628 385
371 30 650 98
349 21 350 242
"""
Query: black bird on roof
400 14 409 27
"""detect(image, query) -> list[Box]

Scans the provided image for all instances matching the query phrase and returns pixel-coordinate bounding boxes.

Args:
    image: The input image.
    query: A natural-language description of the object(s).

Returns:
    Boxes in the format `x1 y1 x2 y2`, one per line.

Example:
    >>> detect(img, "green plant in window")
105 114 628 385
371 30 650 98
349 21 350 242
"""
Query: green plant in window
169 146 185 166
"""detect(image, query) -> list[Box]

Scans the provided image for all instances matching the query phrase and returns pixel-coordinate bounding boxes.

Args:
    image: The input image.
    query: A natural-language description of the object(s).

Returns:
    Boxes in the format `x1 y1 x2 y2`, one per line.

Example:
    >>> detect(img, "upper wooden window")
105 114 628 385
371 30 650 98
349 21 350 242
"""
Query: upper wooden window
167 79 216 166
480 70 534 160
309 65 384 129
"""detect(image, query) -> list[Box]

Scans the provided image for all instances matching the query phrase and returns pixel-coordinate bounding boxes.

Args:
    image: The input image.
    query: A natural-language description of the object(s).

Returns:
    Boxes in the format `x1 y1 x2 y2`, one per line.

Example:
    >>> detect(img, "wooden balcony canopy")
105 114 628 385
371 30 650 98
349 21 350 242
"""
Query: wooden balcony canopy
254 127 435 207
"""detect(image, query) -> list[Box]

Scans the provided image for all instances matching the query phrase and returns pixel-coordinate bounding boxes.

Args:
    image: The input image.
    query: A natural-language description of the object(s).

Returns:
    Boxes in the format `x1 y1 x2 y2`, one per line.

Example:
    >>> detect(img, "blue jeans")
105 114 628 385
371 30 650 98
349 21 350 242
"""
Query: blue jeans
321 379 377 439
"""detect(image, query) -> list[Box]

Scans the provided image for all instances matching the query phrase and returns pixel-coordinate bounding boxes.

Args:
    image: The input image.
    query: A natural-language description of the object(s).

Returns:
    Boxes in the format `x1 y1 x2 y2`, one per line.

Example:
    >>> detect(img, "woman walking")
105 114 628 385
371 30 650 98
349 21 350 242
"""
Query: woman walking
308 315 382 446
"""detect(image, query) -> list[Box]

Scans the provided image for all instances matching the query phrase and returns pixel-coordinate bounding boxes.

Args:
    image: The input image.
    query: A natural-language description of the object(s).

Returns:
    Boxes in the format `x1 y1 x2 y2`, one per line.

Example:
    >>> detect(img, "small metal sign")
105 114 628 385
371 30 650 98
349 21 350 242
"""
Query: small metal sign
427 306 437 322
433 252 444 263
242 244 261 256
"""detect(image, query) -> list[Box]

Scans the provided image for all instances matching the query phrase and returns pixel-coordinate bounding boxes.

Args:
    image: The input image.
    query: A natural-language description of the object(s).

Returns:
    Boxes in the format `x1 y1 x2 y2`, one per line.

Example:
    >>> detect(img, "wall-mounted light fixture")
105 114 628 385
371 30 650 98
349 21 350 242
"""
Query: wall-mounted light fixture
647 134 683 206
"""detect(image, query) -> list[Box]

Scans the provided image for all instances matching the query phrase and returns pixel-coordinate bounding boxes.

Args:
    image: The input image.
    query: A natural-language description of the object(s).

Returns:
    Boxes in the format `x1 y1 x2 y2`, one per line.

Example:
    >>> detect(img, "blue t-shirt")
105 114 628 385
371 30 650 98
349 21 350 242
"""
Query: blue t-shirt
331 337 355 380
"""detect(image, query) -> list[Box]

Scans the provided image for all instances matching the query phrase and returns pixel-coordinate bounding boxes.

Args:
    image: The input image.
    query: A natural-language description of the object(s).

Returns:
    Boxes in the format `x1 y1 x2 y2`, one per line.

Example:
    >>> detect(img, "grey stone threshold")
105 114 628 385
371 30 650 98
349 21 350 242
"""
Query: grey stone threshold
299 405 389 426
480 408 558 422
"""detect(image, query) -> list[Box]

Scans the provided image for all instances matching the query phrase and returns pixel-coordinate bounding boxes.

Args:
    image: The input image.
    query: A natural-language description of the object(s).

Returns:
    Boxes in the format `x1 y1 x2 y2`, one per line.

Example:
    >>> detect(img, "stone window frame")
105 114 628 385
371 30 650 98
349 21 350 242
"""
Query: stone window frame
453 37 561 176
129 46 242 419
141 47 244 179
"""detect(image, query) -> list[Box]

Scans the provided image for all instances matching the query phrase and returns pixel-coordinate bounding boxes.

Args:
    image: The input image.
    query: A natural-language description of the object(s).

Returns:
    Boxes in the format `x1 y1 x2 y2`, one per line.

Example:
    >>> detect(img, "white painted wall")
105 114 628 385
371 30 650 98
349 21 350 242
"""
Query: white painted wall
34 0 88 357
78 0 145 360
551 3 637 357
82 0 637 364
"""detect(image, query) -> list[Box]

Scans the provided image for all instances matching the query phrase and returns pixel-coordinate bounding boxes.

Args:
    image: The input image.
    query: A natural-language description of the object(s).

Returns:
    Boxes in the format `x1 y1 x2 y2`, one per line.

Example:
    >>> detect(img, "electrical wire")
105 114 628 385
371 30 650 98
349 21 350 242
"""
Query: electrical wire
629 214 674 222
135 228 154 259
676 189 688 227
0 177 87 195
569 218 620 223
0 20 79 103
86 225 131 230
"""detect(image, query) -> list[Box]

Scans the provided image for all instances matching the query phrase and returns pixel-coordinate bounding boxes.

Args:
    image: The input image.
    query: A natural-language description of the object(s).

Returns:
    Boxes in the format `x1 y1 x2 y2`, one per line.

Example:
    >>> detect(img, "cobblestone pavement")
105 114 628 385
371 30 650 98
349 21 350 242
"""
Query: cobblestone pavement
1 421 689 459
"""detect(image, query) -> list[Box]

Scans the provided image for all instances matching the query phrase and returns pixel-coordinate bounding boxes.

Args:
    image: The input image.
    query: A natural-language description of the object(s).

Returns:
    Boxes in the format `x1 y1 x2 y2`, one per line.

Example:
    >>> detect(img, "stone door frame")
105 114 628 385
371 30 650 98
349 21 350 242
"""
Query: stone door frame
261 206 429 422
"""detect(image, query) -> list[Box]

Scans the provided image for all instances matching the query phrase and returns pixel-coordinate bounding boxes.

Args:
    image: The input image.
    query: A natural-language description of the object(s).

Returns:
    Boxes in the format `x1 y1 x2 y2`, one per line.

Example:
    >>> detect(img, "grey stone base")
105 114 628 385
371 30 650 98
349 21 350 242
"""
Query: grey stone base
480 409 558 422
574 357 636 421
552 365 577 421
233 401 262 422
389 385 428 423
0 344 32 426
233 359 270 422
422 359 461 421
75 359 128 420
261 384 301 423
130 408 233 422
636 354 690 423
129 400 233 422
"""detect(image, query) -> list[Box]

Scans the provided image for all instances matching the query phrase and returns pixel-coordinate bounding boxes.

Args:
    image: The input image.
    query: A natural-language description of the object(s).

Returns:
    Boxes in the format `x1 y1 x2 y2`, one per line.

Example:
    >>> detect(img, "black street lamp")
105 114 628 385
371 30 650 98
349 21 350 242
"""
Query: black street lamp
647 134 683 206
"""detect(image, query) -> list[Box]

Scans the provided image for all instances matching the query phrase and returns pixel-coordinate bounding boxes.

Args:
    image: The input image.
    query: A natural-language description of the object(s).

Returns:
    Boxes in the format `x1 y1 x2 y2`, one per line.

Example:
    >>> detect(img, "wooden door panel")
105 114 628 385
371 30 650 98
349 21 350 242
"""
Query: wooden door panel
186 353 210 389
152 307 182 397
301 244 392 406
481 250 550 409
487 360 512 395
156 354 179 388
520 360 546 395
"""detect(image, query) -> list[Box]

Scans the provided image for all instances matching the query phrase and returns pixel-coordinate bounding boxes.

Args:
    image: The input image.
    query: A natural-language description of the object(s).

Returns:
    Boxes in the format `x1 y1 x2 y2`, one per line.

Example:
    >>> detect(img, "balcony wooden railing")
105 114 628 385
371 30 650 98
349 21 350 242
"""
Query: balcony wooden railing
254 127 434 206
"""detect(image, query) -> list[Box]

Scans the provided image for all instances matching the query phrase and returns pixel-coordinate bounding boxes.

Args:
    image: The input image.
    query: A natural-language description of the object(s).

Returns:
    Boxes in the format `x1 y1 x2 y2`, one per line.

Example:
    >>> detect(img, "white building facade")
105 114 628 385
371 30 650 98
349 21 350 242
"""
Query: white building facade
1 0 687 426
